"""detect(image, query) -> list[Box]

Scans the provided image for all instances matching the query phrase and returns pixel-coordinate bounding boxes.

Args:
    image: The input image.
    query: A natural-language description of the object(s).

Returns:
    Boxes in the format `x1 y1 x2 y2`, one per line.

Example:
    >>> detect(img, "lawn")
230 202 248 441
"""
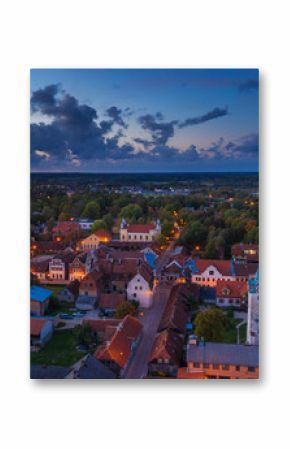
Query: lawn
222 318 247 344
31 329 88 367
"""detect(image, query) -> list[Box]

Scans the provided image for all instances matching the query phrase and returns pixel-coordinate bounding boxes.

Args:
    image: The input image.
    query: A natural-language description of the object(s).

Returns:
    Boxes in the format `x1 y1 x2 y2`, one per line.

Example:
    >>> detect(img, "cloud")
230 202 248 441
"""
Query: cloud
34 149 50 160
137 113 178 145
238 79 259 92
106 106 128 128
31 84 132 168
199 133 258 159
178 107 228 128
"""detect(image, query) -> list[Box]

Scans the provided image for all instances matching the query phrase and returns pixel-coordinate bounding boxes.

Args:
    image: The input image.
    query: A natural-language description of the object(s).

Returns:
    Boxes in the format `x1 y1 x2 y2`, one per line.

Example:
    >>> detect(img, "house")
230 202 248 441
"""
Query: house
159 260 184 283
119 218 161 242
231 243 259 263
30 259 49 282
30 285 52 316
216 279 248 308
177 336 259 379
233 261 259 282
158 284 191 333
148 329 184 377
48 257 67 281
78 229 112 252
30 317 54 348
96 315 143 376
57 280 80 303
69 355 117 379
79 270 103 298
127 263 154 308
69 254 87 281
187 258 235 286
31 365 71 379
52 221 81 242
99 292 125 313
247 270 259 345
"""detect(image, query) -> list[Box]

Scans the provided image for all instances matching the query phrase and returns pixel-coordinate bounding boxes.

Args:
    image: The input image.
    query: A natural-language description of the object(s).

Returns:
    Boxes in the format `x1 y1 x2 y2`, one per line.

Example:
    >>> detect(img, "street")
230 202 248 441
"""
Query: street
122 282 172 379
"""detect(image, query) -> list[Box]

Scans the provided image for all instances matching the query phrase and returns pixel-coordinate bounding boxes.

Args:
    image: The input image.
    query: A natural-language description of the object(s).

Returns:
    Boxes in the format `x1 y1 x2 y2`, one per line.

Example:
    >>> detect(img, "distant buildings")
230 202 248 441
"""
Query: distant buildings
119 218 161 242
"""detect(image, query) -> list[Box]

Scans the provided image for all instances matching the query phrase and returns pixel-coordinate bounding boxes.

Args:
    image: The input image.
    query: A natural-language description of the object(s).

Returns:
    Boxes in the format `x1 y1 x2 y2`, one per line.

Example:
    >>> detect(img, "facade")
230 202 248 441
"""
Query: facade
187 259 235 287
69 255 86 281
178 336 259 379
48 257 66 281
30 286 52 316
127 265 153 308
216 279 248 308
77 219 95 231
247 270 259 345
78 229 111 251
30 260 49 282
119 218 161 242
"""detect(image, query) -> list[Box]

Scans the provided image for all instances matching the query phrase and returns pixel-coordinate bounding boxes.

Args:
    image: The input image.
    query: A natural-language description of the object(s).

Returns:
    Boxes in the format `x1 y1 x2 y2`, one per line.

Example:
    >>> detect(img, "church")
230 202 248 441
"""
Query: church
119 218 161 242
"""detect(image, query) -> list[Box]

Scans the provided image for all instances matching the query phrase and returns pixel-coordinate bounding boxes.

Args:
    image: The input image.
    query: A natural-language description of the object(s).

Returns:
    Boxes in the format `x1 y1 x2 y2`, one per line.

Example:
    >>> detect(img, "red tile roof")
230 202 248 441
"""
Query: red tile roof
216 279 248 298
195 259 232 276
30 318 48 337
158 284 191 333
126 224 156 233
150 329 183 366
96 315 143 369
233 262 258 277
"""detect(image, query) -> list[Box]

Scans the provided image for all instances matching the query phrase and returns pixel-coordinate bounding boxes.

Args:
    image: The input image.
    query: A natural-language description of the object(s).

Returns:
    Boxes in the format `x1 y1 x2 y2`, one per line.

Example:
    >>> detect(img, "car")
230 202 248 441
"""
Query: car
59 313 73 320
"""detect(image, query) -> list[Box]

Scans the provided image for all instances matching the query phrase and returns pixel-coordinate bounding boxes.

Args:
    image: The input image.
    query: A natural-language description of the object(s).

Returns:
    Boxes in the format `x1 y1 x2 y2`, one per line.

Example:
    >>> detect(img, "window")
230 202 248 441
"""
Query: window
140 286 143 290
135 286 138 290
236 365 240 371
213 364 219 369
219 299 224 303
229 299 233 304
193 362 200 368
137 278 140 282
203 363 209 368
140 235 143 240
133 293 136 298
128 235 131 240
209 270 214 275
222 364 229 371
134 235 137 240
146 236 148 240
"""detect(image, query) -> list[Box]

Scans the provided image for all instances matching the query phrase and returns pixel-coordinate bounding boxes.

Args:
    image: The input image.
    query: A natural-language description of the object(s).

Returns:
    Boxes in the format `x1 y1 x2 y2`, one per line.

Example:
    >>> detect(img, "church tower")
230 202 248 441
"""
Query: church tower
247 270 259 345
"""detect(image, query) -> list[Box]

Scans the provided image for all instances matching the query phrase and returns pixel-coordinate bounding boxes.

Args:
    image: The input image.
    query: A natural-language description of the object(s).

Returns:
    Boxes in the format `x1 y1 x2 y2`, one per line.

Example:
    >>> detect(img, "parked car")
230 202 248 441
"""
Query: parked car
59 313 73 320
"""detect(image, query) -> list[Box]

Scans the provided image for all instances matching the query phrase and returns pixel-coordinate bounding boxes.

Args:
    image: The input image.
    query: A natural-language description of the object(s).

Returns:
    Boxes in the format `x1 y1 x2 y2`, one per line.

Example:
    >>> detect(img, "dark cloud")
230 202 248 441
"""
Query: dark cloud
31 85 132 168
106 106 128 128
238 79 259 92
137 113 178 145
199 134 258 159
178 107 228 128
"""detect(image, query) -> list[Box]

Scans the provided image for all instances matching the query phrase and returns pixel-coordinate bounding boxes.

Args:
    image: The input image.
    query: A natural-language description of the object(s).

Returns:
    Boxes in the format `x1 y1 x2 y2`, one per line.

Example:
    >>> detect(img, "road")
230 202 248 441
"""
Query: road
123 282 172 379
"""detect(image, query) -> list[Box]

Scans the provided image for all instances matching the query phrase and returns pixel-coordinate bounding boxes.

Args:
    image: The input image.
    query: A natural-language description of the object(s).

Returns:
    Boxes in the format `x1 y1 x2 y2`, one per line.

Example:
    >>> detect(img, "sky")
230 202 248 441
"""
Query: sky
30 69 259 172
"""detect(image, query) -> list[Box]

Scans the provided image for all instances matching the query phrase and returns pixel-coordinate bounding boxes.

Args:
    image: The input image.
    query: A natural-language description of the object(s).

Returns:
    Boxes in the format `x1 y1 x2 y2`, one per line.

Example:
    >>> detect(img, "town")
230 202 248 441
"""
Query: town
30 172 259 379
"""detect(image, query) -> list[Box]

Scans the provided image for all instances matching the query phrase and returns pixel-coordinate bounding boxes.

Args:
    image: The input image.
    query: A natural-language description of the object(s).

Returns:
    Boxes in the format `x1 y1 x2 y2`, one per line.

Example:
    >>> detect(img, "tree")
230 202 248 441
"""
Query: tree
194 308 227 342
178 221 207 250
119 204 142 222
91 219 107 232
115 300 138 319
77 323 98 347
82 201 101 220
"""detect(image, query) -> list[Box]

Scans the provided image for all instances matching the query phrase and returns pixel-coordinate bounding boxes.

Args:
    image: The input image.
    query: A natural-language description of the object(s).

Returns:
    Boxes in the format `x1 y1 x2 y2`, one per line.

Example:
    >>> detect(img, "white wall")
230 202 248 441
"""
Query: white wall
127 274 153 308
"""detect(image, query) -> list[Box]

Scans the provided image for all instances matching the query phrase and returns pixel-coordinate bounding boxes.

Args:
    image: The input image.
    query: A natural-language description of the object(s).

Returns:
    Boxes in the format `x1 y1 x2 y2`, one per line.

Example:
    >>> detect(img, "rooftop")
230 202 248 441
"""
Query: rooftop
187 342 259 367
30 285 53 303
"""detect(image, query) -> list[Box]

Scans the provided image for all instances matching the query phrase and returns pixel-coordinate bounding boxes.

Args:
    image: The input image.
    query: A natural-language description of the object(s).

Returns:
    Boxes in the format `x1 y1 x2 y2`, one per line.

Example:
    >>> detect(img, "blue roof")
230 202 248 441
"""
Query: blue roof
30 286 53 303
248 269 259 293
185 258 198 273
144 252 157 269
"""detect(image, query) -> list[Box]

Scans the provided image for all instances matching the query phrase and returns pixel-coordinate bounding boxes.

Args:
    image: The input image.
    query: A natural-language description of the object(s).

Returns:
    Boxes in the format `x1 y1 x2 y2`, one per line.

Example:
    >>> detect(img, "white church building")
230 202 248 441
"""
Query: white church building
119 218 161 242
247 270 259 345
